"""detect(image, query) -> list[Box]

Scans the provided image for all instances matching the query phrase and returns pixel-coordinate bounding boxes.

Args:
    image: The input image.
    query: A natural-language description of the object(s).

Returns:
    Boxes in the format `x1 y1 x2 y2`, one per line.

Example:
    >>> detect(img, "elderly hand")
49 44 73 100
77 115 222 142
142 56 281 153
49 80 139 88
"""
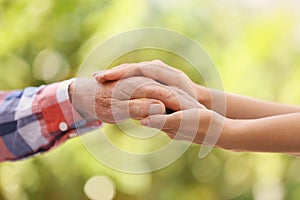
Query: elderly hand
93 61 229 148
94 60 201 99
69 76 203 124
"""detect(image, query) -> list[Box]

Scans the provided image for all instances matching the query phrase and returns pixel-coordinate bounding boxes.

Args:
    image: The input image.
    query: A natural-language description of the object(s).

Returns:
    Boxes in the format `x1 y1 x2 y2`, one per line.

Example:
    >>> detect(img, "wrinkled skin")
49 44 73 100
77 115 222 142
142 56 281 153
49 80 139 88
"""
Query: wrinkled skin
69 76 203 124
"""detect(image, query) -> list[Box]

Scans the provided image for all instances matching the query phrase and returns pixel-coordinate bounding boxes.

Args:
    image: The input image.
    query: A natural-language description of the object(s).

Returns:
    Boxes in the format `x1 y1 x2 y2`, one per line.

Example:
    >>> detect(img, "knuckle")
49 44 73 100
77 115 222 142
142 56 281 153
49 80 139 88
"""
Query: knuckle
140 62 154 73
164 88 176 99
172 70 185 80
152 59 163 64
153 85 173 99
138 63 152 70
129 101 141 118
118 63 128 68
132 76 151 83
131 101 150 119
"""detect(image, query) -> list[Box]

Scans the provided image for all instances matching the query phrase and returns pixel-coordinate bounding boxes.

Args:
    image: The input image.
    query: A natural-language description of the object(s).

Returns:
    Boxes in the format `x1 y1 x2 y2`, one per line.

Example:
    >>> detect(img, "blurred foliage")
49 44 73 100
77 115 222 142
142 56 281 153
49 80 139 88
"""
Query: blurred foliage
1 0 300 200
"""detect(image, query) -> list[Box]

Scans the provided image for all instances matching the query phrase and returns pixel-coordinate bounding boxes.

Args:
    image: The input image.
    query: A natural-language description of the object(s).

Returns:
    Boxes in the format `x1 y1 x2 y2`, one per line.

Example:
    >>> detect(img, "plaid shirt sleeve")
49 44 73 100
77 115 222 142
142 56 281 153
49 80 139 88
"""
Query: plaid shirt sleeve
0 79 102 162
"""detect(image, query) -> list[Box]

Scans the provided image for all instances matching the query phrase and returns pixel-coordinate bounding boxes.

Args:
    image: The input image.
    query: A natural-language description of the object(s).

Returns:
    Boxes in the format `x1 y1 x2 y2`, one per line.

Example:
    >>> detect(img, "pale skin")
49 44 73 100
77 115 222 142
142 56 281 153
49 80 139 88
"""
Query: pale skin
68 76 202 124
94 60 300 153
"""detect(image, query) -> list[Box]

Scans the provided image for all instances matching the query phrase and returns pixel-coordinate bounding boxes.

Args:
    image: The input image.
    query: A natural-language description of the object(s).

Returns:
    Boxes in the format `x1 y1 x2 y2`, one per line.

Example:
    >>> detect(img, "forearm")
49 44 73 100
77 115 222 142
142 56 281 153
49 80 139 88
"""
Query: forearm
196 85 300 119
221 113 300 153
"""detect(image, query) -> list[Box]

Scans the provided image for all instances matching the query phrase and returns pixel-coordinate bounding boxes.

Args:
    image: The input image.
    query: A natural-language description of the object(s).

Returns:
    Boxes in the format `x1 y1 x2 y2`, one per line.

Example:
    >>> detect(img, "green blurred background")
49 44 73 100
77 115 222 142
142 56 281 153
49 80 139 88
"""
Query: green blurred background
1 0 300 199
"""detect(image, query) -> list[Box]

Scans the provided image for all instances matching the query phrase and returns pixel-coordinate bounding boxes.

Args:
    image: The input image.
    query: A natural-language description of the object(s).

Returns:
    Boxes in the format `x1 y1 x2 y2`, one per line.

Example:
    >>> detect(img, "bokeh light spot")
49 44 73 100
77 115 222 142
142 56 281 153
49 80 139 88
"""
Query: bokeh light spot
33 49 70 83
84 176 115 200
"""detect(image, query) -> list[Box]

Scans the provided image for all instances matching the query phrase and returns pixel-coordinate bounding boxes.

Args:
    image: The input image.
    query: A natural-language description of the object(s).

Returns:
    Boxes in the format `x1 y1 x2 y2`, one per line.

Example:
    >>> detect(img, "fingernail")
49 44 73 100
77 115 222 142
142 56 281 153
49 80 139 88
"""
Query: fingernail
93 71 103 76
149 104 163 115
141 118 151 127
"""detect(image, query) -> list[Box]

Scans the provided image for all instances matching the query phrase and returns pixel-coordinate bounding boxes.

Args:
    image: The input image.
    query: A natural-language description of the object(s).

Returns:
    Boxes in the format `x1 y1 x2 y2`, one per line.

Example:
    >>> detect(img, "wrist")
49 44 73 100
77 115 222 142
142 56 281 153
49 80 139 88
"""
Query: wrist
218 118 247 151
194 84 211 108
68 81 74 102
69 78 98 121
216 118 234 149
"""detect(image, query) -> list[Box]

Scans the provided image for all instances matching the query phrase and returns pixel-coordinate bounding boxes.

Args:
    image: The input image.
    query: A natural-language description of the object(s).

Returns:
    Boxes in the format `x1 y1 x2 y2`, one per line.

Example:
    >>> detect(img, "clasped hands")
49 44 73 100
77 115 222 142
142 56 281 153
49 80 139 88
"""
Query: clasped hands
68 59 300 153
69 60 228 148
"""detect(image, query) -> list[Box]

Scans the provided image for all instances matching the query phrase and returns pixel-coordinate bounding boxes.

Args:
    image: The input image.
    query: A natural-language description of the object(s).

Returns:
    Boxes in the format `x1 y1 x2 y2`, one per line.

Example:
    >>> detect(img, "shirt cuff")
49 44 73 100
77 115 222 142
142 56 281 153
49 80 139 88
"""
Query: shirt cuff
37 79 102 141
59 78 102 132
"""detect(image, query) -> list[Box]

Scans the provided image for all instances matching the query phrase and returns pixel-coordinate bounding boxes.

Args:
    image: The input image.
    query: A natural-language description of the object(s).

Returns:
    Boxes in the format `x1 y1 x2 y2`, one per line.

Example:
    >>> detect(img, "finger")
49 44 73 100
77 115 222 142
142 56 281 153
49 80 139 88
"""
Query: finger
96 61 174 84
111 99 166 123
169 86 206 109
140 114 172 130
142 109 203 143
132 83 202 111
95 64 140 83
109 77 181 110
93 70 106 81
95 60 180 85
111 76 203 111
129 99 166 119
96 60 197 98
139 60 184 86
141 60 197 98
131 83 184 111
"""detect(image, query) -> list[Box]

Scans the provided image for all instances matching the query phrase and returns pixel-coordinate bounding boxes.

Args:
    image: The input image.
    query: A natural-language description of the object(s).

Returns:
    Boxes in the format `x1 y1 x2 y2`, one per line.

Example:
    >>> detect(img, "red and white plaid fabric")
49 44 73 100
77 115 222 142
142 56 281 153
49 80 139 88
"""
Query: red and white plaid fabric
0 79 101 161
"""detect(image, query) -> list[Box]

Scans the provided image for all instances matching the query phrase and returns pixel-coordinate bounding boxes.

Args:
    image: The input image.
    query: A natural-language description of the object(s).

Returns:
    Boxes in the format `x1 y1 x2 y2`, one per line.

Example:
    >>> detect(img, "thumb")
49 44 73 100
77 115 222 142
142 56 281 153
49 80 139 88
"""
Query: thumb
141 114 170 130
127 99 166 119
109 99 165 123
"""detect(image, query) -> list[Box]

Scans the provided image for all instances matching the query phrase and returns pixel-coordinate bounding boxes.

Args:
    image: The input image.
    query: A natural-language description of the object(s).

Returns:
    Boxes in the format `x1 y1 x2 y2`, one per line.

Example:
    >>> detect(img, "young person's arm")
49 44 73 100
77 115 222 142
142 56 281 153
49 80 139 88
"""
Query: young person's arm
141 109 300 153
95 60 300 119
